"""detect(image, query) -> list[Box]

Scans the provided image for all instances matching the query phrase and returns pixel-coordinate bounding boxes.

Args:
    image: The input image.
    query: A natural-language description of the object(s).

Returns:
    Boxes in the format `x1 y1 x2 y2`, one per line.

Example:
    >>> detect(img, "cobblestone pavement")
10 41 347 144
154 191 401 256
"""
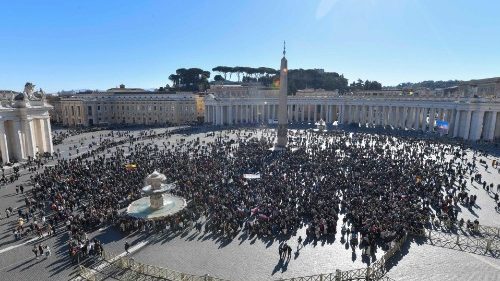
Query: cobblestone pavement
0 126 499 281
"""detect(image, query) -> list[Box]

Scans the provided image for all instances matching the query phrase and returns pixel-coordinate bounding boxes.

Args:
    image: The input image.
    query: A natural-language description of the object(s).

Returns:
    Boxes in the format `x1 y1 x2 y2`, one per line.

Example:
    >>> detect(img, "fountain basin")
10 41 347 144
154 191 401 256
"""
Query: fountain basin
127 193 187 220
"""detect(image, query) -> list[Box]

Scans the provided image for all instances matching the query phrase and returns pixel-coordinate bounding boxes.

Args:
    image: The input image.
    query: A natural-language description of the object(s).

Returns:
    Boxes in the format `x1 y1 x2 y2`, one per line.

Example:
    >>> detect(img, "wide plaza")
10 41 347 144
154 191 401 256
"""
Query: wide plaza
0 125 499 281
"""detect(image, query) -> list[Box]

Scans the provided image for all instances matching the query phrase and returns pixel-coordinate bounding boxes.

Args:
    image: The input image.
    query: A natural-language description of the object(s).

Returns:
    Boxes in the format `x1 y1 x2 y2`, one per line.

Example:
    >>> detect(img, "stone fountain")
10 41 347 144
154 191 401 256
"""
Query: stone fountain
126 171 187 220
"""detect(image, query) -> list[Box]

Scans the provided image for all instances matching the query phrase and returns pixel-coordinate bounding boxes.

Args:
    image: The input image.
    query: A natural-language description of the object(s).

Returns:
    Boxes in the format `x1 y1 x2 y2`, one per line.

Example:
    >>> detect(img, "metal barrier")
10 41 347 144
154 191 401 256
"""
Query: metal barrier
79 265 97 281
336 233 407 281
277 273 337 281
116 256 230 281
476 225 500 238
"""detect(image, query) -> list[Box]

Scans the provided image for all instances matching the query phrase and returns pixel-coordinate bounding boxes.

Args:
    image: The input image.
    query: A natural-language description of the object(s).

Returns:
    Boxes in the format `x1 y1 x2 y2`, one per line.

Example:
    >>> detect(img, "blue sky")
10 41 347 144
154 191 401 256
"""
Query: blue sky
1 0 499 92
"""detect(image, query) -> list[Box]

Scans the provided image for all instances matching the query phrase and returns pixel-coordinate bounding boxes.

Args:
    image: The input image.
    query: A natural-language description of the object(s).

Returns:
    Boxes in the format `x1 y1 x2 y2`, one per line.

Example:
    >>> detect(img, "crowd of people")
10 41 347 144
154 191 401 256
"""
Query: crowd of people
5 125 498 264
52 126 107 145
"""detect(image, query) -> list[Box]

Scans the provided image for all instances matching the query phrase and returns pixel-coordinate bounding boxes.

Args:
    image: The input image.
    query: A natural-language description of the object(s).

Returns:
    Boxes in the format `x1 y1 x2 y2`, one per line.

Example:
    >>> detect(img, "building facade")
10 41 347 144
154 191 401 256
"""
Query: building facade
59 88 203 126
204 78 500 141
0 91 54 164
46 95 63 124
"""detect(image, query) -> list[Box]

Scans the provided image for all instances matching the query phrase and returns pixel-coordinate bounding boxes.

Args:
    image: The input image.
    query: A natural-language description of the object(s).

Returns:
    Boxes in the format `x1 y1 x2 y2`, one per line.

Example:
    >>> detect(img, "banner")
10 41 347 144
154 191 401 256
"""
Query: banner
436 120 449 134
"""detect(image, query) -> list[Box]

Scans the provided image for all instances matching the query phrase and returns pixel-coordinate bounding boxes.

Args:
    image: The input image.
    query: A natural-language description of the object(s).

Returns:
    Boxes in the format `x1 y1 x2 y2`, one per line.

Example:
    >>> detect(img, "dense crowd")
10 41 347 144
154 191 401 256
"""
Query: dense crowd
52 126 108 145
10 127 500 261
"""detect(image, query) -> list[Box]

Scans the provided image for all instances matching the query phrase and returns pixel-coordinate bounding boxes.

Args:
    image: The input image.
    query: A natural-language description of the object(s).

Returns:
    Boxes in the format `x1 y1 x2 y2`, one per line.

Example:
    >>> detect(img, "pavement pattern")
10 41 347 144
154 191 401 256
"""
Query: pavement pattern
0 126 498 281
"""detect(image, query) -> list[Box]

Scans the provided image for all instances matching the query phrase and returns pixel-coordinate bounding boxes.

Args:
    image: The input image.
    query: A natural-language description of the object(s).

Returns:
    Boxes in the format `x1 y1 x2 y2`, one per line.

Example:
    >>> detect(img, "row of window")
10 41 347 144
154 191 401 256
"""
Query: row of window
64 105 195 117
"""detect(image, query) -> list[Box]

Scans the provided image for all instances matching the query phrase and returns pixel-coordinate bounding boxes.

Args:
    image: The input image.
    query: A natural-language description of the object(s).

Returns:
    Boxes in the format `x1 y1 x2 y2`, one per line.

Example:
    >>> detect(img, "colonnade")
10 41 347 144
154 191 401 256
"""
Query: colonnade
204 102 500 141
0 118 53 164
205 104 342 125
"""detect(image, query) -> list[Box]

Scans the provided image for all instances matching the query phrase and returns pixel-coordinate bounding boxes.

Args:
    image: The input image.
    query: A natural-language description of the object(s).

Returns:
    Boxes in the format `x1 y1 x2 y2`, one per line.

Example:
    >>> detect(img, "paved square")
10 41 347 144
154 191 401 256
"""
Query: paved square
0 126 498 281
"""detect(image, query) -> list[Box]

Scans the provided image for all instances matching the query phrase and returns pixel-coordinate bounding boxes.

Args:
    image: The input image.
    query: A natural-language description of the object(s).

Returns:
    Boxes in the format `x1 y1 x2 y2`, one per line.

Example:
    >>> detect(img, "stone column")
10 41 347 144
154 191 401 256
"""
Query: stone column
22 119 36 157
218 105 223 125
382 106 387 126
350 105 354 124
213 105 218 124
420 108 426 131
228 105 233 125
395 106 401 128
12 120 25 160
405 107 411 129
414 107 419 129
486 112 497 140
386 106 391 127
413 107 419 130
387 106 392 127
411 108 418 130
254 104 258 123
261 104 264 122
469 110 485 140
249 105 252 123
448 109 455 135
256 104 259 123
462 111 472 140
358 105 363 124
358 106 364 126
233 105 237 124
453 110 461 137
401 107 407 129
429 108 436 132
245 105 249 123
0 121 9 164
346 105 350 124
354 105 359 124
367 105 371 126
353 105 357 124
204 105 208 123
221 105 225 125
239 105 243 124
314 105 318 122
43 118 54 153
339 104 344 124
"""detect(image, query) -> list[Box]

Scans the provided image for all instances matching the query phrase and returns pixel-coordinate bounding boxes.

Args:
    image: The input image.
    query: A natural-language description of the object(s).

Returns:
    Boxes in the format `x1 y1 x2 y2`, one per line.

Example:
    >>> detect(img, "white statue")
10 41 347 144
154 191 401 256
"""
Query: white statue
24 82 35 100
38 88 46 102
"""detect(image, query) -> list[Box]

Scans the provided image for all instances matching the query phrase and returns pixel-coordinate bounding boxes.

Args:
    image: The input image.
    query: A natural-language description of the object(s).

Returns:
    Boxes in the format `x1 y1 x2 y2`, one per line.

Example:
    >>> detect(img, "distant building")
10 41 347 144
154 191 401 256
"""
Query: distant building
59 87 203 126
46 95 63 124
204 76 500 141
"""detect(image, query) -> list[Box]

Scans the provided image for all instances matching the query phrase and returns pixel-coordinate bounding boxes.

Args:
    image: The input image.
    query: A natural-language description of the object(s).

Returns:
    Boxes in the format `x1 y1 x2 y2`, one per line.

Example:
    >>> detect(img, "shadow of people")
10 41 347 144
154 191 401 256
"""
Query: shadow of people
282 259 289 273
271 259 283 275
361 253 371 265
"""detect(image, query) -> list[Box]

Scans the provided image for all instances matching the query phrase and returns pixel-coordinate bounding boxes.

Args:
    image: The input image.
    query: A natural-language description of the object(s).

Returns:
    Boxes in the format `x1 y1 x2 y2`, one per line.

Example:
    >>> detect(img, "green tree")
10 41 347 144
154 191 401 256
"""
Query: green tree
168 74 180 87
